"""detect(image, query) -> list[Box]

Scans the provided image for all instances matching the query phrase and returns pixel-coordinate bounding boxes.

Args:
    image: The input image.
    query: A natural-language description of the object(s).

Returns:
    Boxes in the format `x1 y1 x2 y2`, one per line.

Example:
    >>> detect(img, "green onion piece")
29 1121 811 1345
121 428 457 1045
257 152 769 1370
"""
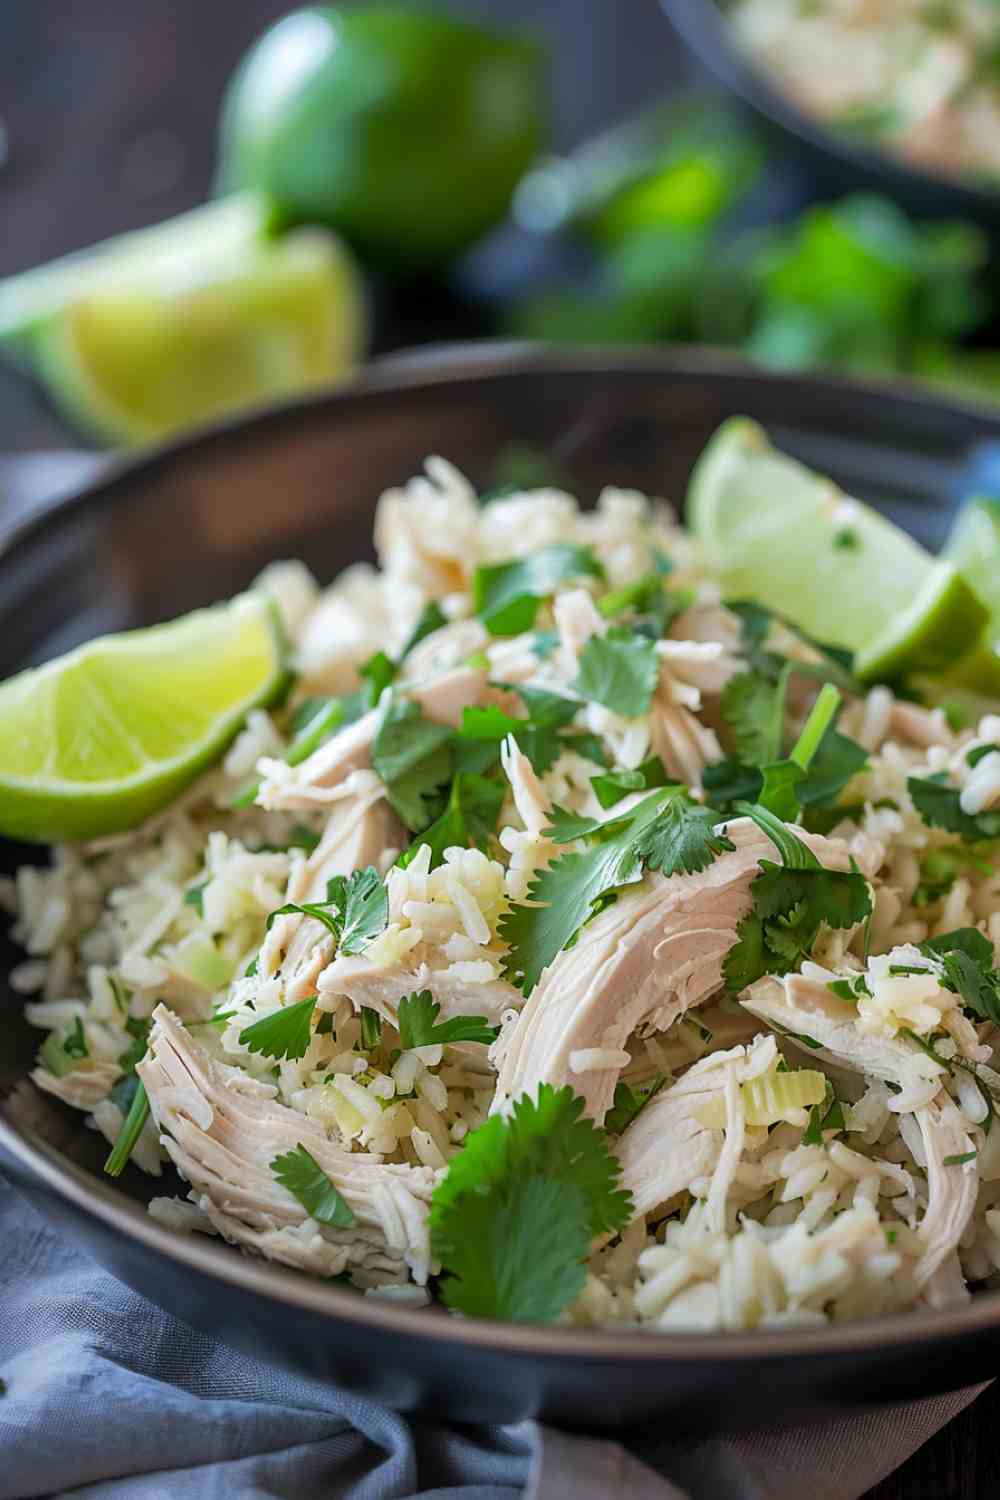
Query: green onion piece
790 684 842 771
104 1079 150 1177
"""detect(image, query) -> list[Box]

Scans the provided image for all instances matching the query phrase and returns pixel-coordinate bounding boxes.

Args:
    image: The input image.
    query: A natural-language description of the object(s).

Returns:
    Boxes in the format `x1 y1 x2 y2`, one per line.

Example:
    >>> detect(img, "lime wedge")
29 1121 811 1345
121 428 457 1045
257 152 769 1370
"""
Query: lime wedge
688 417 988 682
944 495 1000 632
0 195 365 445
0 595 287 842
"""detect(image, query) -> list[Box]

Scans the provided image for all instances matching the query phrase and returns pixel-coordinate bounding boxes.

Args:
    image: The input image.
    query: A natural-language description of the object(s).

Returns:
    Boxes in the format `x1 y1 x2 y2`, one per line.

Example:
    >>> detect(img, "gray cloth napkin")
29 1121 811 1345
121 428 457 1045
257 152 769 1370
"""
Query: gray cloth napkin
0 1177 985 1500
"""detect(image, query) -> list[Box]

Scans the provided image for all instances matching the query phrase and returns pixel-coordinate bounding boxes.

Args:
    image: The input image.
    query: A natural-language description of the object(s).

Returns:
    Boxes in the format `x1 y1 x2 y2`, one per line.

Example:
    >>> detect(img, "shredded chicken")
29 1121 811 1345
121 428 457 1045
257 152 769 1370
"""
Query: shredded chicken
258 664 489 811
317 955 520 1031
32 1060 121 1111
138 1004 437 1282
914 1093 980 1301
494 818 879 1123
261 790 405 1002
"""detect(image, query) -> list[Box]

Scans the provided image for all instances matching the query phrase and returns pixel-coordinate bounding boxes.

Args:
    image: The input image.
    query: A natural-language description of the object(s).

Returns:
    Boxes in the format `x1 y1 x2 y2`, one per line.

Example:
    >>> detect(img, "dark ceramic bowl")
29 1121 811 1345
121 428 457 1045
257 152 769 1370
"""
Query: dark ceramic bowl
3 345 1000 1431
661 0 1000 232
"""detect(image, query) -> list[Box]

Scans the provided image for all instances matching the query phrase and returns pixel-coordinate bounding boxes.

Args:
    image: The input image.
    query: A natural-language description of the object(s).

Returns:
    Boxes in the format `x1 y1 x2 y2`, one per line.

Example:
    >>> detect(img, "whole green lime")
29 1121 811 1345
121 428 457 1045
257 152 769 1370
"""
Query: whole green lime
217 6 546 269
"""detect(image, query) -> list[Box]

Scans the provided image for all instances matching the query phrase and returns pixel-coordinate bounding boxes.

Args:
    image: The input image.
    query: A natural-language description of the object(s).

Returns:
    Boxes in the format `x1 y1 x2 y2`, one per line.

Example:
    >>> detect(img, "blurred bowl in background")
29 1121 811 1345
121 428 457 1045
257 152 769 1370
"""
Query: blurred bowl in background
660 0 1000 235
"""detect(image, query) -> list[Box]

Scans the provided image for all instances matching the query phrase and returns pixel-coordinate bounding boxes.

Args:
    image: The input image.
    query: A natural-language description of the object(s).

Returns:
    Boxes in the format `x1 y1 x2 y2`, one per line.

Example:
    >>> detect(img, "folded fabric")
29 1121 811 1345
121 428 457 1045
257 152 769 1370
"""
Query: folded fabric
0 1177 985 1500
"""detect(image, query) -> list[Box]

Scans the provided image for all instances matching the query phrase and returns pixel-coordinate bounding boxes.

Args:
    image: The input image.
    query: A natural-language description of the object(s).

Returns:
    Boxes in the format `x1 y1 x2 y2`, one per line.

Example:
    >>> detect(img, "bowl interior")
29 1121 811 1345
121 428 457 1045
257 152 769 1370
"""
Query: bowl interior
5 345 1000 1422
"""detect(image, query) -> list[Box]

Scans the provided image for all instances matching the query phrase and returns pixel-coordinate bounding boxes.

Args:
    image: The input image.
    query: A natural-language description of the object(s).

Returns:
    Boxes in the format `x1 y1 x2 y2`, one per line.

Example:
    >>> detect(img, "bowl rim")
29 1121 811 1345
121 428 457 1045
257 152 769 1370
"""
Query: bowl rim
660 0 1000 215
5 338 1000 1366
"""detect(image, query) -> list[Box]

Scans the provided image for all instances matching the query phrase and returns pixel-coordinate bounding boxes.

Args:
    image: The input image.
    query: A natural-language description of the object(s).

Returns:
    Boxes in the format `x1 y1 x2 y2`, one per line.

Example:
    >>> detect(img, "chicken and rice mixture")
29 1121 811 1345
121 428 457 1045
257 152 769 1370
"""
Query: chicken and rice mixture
731 0 1000 185
8 449 1000 1333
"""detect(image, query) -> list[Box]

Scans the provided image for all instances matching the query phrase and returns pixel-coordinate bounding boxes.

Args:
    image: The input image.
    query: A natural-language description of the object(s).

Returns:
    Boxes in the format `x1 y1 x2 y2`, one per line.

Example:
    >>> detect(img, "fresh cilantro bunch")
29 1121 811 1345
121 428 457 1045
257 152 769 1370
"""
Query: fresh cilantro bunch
501 787 734 994
723 803 873 992
429 1084 633 1322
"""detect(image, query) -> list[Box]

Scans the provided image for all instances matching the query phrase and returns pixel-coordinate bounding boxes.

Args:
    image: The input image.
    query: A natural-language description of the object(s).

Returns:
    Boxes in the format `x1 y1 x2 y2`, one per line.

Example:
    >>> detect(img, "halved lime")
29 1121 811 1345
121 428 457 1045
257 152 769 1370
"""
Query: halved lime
0 194 366 445
688 417 989 682
0 595 287 842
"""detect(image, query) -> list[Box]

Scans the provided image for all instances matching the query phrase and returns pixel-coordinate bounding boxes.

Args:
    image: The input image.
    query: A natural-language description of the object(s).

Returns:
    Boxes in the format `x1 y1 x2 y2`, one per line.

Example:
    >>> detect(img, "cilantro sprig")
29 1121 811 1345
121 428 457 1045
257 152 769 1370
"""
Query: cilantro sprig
723 802 873 992
397 990 499 1049
921 928 1000 1024
372 693 456 832
429 1085 632 1322
265 867 387 956
501 788 734 994
605 1073 665 1134
271 1144 356 1226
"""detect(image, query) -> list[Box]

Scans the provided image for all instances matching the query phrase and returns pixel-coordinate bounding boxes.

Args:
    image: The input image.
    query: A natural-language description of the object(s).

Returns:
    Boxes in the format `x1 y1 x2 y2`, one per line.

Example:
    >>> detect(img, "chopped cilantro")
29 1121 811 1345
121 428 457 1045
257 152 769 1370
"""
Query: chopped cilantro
908 775 1000 842
605 1073 665 1134
721 671 783 766
184 882 207 917
591 756 673 809
596 573 663 620
271 1145 356 1226
401 600 447 658
723 802 872 992
921 928 1000 1024
398 771 505 870
372 692 455 831
264 867 387 955
803 1080 845 1145
239 995 317 1061
429 1084 632 1321
502 788 733 994
943 1151 978 1166
572 627 660 718
967 744 997 769
459 685 579 776
358 650 397 705
397 990 499 1049
64 1016 89 1060
104 1078 150 1177
827 974 870 1001
360 1006 382 1050
117 1016 150 1073
474 544 605 635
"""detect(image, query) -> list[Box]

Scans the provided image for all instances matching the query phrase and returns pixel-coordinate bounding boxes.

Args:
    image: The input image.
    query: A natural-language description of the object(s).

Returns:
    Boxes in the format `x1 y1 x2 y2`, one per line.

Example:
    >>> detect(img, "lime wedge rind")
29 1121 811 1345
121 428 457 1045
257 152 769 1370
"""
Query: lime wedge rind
0 594 287 843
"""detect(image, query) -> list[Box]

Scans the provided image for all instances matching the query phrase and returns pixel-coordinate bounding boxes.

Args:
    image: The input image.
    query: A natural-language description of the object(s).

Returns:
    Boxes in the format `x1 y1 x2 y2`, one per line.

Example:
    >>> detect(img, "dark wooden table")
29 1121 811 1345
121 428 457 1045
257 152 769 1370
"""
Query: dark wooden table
1 3 997 1493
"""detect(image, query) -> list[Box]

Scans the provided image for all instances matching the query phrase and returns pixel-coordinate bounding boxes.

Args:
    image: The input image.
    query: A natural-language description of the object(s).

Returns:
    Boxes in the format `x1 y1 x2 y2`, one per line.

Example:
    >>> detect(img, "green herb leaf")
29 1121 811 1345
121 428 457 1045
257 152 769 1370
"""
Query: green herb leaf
474 544 605 635
324 867 388 956
239 995 317 1061
429 1084 633 1322
605 1073 665 1134
398 772 505 870
908 775 1000 842
458 685 579 776
943 1151 978 1166
360 1006 382 1050
721 671 783 765
572 627 660 718
591 756 673 809
922 928 1000 1023
401 600 447 659
372 692 455 832
396 990 499 1049
184 882 207 917
358 650 397 706
503 789 731 994
271 1144 356 1226
104 1079 150 1177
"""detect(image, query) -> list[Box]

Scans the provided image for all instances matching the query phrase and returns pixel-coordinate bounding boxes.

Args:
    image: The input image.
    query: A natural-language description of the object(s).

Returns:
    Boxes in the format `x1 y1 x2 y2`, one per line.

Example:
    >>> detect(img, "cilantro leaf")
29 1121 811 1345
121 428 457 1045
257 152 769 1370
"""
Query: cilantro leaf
721 671 782 765
400 600 447 659
429 1084 633 1322
239 995 317 1061
908 775 1000 842
922 928 1000 1023
605 1073 665 1134
723 805 872 992
372 692 455 831
397 990 499 1048
474 544 605 635
799 729 868 809
263 868 386 955
503 789 731 994
459 686 579 776
271 1145 356 1227
360 1006 382 1049
64 1015 89 1060
398 772 505 870
635 797 735 876
358 650 397 705
591 755 673 809
572 627 660 718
